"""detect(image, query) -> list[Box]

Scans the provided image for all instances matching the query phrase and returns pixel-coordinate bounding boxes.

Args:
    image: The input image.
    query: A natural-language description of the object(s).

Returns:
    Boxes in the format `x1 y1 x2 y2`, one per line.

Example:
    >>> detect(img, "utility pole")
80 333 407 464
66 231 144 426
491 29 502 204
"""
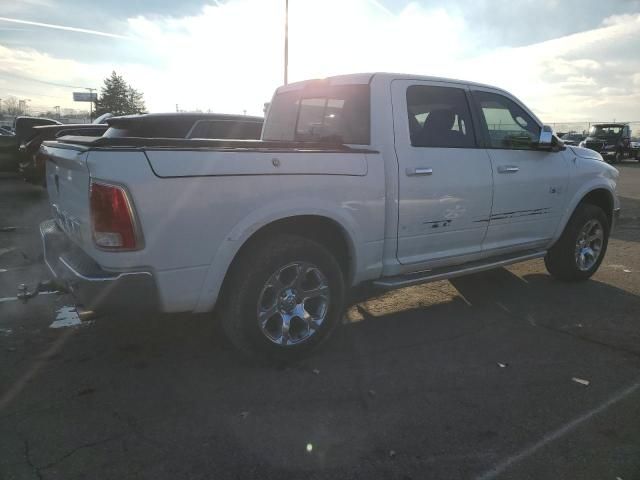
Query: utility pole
284 0 289 85
85 87 96 121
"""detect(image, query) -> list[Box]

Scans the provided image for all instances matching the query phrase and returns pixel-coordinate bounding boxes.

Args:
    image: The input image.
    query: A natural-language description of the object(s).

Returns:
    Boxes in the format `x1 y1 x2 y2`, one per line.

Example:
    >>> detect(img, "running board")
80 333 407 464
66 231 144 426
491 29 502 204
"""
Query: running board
373 250 546 289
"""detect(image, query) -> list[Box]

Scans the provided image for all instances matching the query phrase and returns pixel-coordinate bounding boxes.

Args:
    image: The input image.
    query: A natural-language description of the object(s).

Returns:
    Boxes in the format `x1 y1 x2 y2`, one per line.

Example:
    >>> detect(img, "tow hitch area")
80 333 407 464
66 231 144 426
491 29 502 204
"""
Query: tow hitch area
17 279 68 303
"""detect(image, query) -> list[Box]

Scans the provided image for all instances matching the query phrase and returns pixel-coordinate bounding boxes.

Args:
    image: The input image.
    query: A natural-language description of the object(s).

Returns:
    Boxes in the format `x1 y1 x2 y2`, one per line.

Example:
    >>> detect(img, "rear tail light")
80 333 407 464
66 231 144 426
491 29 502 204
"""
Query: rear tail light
89 180 141 250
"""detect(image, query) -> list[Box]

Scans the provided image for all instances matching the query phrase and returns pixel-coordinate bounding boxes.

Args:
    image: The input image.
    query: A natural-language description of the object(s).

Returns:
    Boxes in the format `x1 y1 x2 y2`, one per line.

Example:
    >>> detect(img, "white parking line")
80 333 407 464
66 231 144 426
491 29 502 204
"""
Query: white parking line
475 379 640 480
0 291 59 304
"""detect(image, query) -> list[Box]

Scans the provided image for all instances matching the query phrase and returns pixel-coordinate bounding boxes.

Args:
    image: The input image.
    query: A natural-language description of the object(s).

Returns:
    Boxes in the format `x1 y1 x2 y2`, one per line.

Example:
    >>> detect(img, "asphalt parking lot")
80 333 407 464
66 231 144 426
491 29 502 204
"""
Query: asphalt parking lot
1 163 640 480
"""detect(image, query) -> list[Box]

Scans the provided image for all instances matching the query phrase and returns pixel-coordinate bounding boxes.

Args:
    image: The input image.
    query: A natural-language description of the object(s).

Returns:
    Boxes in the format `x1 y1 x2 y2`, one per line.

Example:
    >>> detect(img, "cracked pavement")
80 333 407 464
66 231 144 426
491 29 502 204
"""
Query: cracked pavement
1 163 640 479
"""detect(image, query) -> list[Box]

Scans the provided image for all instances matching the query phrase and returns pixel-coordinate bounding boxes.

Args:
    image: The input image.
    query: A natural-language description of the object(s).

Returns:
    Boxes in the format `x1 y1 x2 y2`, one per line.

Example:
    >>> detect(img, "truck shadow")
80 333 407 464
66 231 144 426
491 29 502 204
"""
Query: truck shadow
4 266 640 479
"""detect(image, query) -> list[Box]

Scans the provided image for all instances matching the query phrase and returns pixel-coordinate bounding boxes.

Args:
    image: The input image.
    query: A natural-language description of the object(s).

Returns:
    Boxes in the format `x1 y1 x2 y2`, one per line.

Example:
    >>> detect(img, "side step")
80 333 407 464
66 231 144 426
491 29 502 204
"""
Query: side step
373 250 546 289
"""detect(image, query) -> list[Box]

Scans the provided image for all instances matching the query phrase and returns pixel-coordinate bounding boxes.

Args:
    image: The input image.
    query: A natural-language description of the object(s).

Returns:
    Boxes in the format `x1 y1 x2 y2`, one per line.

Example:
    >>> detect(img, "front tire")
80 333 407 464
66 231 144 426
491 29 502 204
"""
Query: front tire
219 234 345 362
545 203 609 281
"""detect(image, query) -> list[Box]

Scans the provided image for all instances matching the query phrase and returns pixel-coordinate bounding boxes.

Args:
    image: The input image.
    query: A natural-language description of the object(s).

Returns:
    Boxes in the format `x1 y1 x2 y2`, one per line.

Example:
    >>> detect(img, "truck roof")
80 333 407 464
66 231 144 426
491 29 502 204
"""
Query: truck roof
278 72 509 94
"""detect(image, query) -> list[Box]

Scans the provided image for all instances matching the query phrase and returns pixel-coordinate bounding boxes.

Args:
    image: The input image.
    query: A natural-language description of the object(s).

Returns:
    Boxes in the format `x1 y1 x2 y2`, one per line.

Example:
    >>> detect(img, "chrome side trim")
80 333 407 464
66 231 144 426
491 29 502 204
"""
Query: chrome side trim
40 220 59 279
373 251 546 289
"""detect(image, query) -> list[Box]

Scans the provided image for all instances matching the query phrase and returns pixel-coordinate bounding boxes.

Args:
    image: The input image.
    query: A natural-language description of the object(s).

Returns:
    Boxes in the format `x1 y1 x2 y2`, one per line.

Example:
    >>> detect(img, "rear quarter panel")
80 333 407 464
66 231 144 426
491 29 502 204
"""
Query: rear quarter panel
87 148 386 312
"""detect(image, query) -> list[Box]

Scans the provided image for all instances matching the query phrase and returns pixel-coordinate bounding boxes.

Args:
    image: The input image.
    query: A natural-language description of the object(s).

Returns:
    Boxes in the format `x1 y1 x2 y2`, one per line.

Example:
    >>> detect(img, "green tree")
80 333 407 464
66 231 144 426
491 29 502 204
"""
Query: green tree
94 71 146 117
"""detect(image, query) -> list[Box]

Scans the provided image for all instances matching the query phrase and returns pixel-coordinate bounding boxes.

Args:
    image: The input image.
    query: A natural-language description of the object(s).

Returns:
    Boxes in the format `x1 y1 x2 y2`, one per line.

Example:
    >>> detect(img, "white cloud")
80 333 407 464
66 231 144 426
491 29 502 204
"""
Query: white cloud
0 1 638 121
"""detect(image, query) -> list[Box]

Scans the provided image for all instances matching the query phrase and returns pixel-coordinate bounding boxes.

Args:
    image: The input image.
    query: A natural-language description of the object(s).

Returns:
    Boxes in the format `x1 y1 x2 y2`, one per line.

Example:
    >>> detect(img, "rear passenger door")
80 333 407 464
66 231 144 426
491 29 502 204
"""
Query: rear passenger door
392 80 494 267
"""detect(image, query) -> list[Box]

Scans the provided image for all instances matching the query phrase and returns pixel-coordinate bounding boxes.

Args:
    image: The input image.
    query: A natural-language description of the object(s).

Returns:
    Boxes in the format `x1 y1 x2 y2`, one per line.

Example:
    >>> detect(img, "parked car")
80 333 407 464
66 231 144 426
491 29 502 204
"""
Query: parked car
0 130 17 171
102 112 264 140
630 137 640 160
0 117 60 172
19 123 109 185
19 113 263 186
579 123 633 163
18 114 113 185
559 131 585 146
36 73 619 360
0 125 14 135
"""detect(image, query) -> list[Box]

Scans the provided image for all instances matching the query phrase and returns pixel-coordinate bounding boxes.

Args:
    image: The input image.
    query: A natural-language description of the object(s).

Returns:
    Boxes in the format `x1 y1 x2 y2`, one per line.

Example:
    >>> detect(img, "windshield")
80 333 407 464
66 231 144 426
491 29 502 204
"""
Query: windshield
589 125 623 137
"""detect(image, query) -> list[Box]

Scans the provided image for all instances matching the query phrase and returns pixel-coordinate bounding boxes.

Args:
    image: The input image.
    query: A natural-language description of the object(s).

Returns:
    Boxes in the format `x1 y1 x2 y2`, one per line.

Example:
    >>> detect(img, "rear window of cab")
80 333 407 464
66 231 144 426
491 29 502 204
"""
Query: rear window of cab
263 84 370 145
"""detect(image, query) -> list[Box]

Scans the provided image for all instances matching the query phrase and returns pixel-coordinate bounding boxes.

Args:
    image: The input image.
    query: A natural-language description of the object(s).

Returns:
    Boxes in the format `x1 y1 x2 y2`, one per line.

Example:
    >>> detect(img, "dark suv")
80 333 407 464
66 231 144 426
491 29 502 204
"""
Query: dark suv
581 123 635 163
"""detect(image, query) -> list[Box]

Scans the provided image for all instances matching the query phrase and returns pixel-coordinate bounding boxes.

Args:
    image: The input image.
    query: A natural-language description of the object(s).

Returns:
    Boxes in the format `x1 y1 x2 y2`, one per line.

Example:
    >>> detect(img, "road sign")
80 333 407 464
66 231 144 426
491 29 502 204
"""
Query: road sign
73 92 97 102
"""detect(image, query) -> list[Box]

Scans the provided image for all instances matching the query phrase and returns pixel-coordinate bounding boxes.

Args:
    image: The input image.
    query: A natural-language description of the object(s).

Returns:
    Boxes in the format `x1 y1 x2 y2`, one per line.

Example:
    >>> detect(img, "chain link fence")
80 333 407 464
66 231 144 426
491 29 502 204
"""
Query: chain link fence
550 121 640 139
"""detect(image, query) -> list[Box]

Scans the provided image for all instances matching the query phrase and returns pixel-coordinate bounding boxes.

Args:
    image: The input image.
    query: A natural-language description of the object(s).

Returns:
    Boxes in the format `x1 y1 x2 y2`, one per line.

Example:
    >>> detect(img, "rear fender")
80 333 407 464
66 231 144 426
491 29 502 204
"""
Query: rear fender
193 199 363 313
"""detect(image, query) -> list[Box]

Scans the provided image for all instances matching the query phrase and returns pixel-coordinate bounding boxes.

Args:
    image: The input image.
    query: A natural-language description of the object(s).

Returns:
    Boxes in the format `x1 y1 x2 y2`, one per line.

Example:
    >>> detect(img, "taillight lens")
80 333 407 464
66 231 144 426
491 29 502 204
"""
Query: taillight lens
89 181 140 250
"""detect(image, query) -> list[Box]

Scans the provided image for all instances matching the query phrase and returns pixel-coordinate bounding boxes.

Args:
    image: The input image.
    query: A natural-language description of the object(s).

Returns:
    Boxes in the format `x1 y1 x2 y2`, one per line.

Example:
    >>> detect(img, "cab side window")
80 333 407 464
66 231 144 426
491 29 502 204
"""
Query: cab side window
406 85 476 148
473 91 540 150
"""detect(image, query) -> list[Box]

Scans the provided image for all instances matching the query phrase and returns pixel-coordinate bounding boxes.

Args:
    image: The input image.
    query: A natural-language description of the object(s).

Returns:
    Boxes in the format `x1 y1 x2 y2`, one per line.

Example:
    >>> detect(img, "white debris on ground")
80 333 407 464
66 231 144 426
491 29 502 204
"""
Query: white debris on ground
572 377 590 386
0 268 8 273
0 328 12 336
49 306 82 329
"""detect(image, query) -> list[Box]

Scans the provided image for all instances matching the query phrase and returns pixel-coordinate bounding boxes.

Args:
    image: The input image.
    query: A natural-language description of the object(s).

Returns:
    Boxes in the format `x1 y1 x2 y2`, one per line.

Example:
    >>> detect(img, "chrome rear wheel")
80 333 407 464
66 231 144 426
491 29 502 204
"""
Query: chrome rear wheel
257 262 330 346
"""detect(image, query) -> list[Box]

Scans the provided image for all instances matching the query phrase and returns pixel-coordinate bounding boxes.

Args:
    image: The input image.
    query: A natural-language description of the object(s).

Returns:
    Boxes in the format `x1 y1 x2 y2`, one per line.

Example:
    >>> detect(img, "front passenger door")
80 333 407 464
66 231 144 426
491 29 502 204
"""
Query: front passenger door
470 89 570 253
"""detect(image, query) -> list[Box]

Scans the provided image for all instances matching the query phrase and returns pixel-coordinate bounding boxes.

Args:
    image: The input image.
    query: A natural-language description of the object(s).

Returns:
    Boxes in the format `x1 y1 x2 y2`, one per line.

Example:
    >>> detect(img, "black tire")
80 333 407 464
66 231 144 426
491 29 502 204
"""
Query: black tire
613 150 623 164
219 234 345 362
544 203 609 281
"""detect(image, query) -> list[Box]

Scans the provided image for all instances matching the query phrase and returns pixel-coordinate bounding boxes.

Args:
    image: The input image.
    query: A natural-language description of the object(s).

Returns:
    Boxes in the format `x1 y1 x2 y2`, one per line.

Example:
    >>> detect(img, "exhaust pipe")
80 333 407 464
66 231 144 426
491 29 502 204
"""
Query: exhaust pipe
75 306 96 322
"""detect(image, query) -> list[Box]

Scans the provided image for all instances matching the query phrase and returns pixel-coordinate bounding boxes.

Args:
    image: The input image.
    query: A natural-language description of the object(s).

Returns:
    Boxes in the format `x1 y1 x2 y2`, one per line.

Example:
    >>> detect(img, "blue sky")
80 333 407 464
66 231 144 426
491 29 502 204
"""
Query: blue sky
1 0 639 120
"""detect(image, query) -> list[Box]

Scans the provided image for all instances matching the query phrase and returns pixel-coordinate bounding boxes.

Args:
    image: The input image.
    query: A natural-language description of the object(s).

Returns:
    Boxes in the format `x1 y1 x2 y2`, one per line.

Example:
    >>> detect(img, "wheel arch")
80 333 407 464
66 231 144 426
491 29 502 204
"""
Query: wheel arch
193 210 360 313
552 184 616 245
580 188 614 227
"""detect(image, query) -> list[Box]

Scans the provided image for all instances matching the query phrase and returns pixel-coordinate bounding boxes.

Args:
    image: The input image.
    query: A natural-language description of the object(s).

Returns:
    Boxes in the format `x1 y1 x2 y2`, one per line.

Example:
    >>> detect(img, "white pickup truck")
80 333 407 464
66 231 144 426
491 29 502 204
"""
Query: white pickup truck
38 73 620 360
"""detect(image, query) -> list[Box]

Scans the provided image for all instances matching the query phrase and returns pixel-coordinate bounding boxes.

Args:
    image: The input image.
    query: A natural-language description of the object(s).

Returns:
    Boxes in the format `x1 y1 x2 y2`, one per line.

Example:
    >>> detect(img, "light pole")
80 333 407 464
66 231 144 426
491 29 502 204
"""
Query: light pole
284 0 289 85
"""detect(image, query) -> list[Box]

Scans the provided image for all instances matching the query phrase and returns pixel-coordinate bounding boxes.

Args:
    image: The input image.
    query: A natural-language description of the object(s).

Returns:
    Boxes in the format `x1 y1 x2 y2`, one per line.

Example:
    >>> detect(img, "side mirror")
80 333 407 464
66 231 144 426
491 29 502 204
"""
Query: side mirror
539 125 553 145
536 125 564 152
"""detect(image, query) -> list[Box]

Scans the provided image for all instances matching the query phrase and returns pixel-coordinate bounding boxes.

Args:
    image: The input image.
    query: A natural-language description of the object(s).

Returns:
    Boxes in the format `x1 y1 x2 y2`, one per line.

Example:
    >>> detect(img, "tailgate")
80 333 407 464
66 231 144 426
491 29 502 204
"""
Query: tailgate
42 142 92 247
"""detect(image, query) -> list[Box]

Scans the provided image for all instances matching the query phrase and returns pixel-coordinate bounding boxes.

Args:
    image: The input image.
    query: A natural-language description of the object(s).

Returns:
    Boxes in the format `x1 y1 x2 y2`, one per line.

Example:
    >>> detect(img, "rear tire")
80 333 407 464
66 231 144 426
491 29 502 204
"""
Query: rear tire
219 234 345 362
544 203 609 281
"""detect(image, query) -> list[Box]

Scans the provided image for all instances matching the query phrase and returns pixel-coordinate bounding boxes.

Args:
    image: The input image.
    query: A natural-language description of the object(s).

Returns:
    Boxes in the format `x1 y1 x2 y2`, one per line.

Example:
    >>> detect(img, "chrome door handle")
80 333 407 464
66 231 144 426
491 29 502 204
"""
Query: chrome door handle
406 167 433 176
497 165 519 174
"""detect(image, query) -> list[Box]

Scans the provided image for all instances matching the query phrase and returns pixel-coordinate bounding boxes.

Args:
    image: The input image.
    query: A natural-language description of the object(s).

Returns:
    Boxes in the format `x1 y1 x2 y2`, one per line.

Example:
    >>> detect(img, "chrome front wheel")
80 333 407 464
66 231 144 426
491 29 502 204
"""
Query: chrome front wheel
574 219 604 271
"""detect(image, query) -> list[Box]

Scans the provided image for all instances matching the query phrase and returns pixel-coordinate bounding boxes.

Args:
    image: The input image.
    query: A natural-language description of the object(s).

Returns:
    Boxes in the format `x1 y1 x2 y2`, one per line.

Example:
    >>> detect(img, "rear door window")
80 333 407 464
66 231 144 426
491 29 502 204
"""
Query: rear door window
406 85 476 148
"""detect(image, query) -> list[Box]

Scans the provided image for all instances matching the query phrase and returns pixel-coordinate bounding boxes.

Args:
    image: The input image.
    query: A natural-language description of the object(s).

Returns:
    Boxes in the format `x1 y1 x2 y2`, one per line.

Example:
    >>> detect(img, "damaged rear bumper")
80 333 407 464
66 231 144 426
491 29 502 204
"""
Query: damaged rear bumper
40 219 159 312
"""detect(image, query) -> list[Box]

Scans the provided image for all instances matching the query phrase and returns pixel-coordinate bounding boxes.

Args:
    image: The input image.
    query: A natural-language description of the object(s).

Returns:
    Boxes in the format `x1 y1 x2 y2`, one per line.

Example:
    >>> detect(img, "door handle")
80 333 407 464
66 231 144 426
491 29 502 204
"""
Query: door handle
406 167 433 176
497 165 519 174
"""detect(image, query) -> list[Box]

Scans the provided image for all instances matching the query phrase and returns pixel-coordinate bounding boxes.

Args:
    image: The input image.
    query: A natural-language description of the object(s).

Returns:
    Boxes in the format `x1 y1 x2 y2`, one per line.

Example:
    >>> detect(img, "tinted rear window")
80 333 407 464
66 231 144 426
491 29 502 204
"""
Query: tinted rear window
262 84 370 144
188 120 263 139
104 120 194 139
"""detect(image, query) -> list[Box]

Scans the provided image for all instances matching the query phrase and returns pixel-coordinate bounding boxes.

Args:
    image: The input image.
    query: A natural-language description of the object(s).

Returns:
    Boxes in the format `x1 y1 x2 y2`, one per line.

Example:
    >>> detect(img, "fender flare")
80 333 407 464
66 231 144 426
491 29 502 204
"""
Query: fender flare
192 200 363 313
550 181 616 244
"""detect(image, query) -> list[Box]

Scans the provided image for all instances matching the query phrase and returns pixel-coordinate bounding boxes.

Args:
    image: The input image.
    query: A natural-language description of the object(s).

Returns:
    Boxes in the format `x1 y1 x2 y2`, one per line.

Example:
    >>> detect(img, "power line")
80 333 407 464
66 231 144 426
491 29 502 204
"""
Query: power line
0 70 92 90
